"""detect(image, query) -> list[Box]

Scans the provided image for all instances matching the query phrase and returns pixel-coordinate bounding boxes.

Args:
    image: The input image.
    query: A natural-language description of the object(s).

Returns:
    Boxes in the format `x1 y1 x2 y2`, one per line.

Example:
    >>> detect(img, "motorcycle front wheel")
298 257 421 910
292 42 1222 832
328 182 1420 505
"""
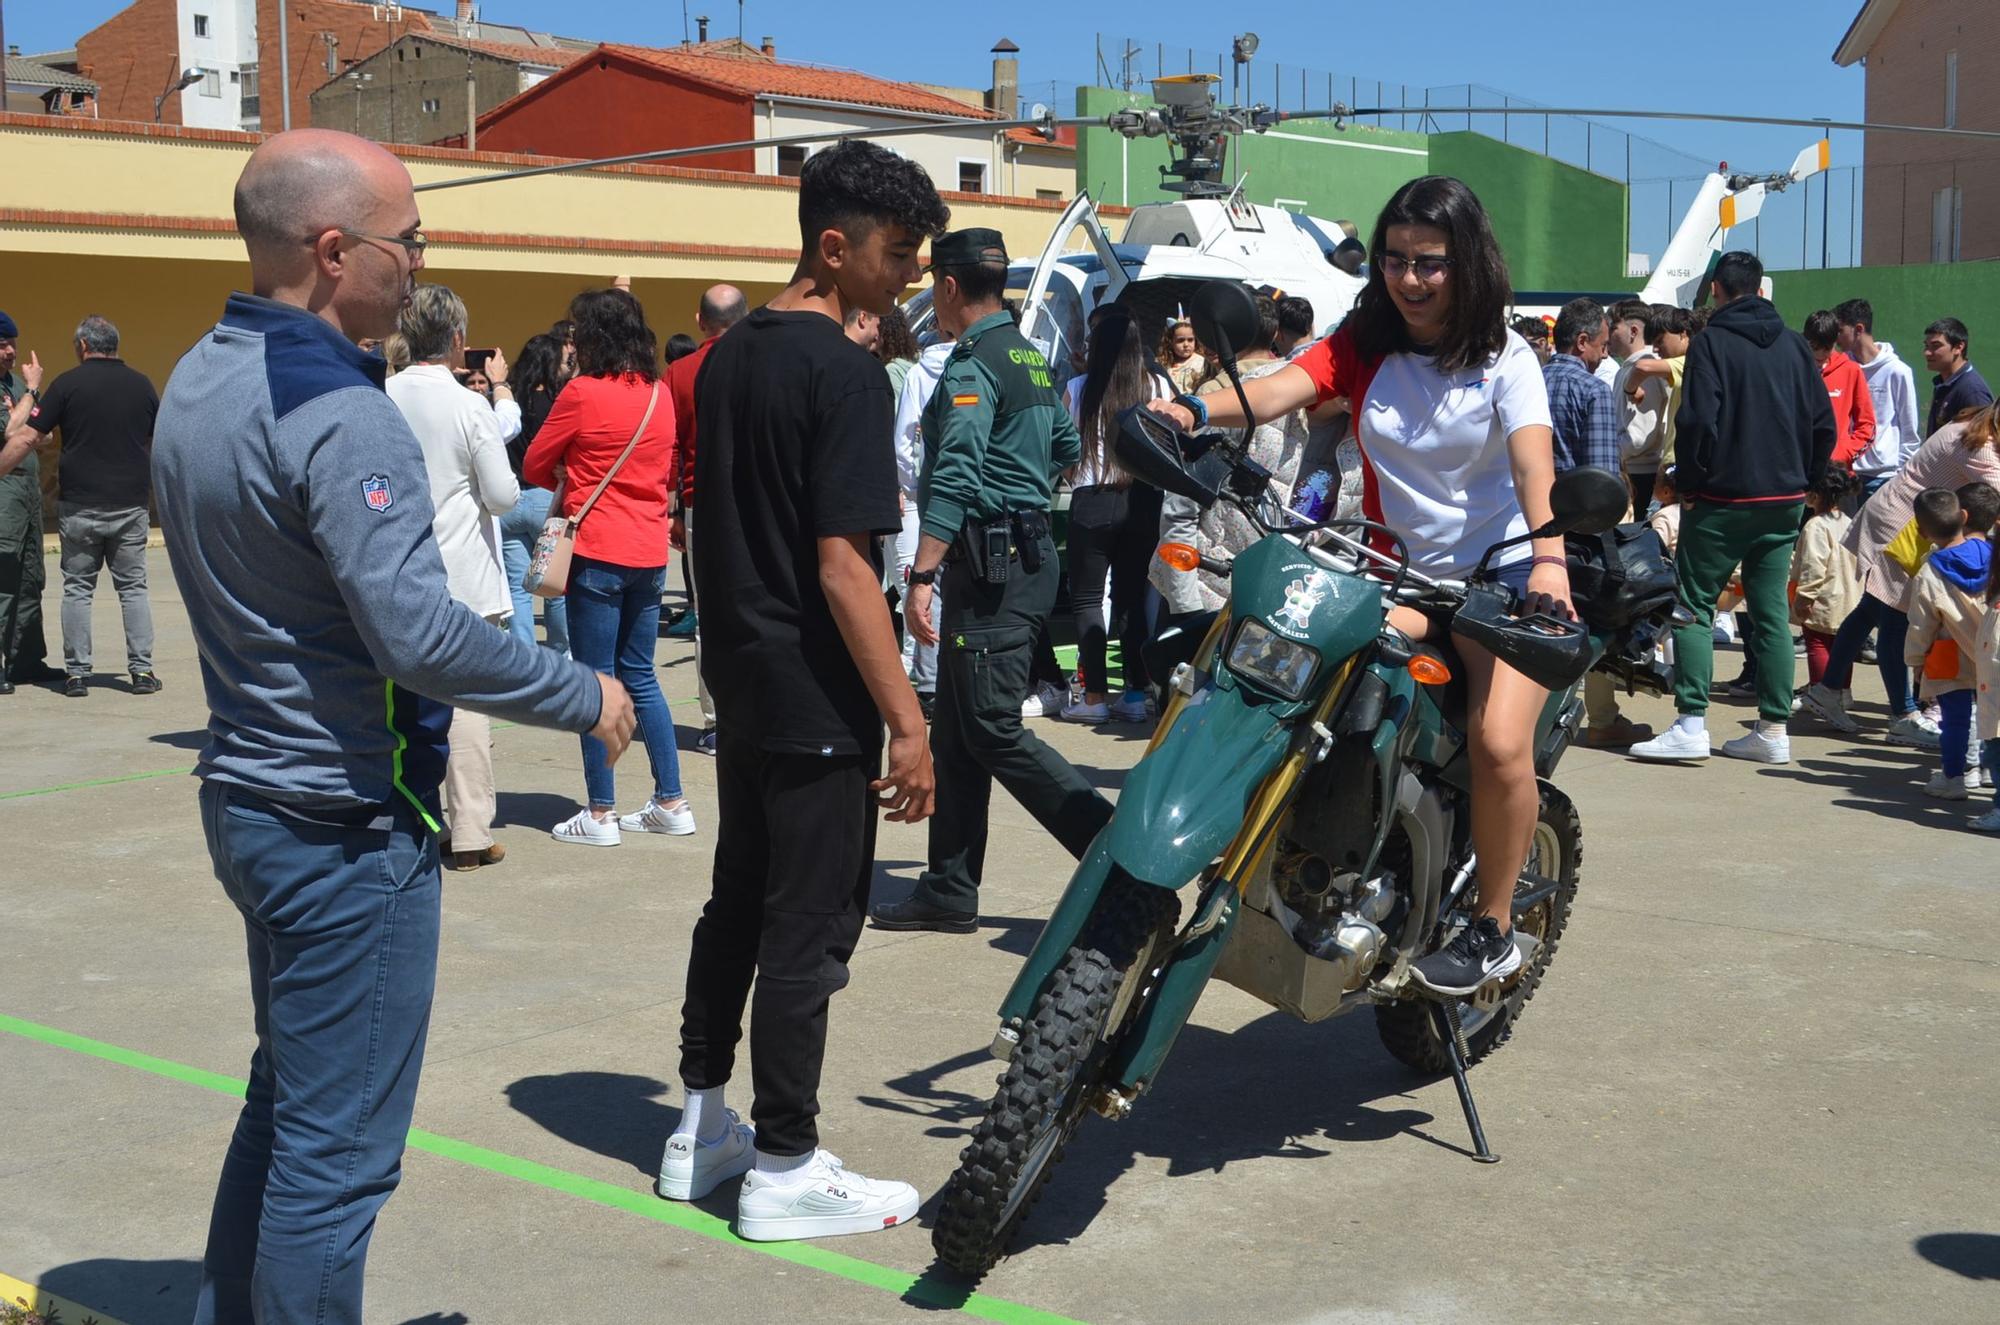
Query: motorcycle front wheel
1374 783 1582 1072
931 874 1179 1277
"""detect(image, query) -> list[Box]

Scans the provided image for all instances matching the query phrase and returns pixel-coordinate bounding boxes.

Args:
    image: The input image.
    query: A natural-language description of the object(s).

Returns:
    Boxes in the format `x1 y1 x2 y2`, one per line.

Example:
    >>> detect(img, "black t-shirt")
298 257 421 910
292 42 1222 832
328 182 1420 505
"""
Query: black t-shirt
691 308 900 756
30 358 159 509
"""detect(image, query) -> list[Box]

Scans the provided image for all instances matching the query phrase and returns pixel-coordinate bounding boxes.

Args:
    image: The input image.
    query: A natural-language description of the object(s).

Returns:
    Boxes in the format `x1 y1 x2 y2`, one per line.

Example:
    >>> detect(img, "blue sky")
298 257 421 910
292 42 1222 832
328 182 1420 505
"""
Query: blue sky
17 0 1873 263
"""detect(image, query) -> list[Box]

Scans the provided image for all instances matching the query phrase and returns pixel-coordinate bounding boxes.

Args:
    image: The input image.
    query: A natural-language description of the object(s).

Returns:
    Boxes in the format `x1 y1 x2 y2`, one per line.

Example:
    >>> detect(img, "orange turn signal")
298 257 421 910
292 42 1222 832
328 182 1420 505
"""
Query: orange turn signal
1158 542 1202 573
1407 655 1453 686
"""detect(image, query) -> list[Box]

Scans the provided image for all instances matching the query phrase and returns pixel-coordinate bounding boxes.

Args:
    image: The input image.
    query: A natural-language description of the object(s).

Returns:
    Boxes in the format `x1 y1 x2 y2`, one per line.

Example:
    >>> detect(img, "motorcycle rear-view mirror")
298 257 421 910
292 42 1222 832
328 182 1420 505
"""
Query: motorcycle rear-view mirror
1114 405 1222 508
1188 281 1263 371
1540 466 1631 538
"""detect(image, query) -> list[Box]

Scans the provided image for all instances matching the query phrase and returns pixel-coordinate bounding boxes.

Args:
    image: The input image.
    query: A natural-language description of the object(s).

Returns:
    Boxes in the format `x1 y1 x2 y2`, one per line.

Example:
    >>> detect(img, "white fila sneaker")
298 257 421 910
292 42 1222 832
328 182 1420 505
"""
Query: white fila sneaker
656 1110 755 1201
734 1151 920 1242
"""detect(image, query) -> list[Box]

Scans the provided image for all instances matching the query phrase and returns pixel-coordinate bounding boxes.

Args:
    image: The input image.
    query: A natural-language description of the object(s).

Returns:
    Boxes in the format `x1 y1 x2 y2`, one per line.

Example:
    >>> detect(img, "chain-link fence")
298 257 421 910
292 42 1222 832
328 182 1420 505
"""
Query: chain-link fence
1074 38 2000 281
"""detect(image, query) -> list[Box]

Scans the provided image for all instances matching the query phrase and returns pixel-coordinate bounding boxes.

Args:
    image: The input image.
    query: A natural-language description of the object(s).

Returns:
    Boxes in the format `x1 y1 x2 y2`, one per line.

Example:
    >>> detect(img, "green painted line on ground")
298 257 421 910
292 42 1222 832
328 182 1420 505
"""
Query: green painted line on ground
0 1012 1083 1325
0 767 192 801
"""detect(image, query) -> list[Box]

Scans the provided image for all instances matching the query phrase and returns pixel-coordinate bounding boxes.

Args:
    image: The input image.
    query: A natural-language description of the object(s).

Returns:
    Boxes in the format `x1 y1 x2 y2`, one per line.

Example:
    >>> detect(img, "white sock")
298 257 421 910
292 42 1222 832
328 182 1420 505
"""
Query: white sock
754 1147 816 1176
680 1086 727 1144
1756 720 1787 737
1674 714 1706 736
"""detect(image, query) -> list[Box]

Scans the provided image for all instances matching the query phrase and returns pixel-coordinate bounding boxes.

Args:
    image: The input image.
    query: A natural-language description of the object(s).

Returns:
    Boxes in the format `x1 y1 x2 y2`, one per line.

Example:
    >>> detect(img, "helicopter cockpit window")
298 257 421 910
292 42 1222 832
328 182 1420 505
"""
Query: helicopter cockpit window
1015 278 1088 376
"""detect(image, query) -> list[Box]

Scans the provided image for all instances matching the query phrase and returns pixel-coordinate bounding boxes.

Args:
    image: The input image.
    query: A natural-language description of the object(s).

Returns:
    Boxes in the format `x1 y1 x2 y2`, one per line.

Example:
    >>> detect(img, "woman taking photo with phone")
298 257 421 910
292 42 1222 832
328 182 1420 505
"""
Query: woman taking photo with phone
1150 175 1564 997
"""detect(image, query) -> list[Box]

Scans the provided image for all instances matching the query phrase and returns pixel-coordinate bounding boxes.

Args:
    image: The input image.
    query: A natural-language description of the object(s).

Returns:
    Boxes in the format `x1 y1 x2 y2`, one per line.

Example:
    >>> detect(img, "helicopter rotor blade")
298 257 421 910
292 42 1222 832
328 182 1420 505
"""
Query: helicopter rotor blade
413 110 1094 193
1278 104 2000 143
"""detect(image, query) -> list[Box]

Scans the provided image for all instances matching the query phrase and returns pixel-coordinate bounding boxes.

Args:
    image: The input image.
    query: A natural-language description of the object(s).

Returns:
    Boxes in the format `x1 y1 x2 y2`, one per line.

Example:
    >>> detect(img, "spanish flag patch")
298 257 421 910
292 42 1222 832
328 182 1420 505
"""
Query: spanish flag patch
951 393 980 407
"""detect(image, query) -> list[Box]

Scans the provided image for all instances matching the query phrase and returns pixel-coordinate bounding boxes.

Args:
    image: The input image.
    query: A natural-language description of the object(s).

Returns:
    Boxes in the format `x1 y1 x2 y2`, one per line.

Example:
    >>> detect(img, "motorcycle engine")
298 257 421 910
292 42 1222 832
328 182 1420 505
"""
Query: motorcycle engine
1275 857 1401 994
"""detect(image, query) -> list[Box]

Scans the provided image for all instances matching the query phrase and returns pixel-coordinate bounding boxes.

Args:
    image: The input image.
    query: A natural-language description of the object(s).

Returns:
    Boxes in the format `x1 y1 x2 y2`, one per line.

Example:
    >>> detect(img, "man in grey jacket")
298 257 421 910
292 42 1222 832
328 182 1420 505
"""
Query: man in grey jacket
153 128 635 1325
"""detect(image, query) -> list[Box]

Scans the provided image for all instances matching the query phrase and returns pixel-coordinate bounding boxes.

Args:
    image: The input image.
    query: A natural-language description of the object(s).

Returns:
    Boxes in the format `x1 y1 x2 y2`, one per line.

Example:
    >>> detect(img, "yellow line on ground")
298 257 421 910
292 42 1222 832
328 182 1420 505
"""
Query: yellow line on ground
0 1269 132 1325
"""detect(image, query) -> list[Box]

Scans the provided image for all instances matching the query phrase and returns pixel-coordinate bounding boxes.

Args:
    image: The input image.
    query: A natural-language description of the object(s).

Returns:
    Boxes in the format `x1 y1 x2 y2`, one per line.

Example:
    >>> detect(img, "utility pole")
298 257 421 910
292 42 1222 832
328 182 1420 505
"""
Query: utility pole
464 51 476 151
1 0 11 114
278 0 293 129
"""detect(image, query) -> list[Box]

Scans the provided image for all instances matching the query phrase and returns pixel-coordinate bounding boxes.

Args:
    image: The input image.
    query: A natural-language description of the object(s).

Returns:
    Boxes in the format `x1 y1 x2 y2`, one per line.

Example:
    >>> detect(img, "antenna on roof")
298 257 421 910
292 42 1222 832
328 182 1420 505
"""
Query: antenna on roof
681 1 690 46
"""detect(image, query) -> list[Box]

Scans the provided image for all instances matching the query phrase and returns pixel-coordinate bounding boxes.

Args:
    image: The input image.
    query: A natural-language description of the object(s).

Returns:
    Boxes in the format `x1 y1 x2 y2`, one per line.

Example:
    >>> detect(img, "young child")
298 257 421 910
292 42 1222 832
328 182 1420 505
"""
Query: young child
1903 487 1992 799
1790 467 1863 690
1646 465 1681 559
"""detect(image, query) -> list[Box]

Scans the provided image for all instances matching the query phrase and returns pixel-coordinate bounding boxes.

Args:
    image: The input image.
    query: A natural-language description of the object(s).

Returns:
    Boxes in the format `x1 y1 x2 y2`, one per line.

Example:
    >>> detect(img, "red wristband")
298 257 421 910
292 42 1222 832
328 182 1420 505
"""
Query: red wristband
1529 555 1568 572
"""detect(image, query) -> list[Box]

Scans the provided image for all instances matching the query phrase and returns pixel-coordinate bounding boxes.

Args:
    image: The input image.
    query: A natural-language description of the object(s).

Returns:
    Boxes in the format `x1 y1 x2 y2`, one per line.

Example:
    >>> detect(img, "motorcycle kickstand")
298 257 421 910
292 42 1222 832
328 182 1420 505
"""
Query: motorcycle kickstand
1428 998 1500 1164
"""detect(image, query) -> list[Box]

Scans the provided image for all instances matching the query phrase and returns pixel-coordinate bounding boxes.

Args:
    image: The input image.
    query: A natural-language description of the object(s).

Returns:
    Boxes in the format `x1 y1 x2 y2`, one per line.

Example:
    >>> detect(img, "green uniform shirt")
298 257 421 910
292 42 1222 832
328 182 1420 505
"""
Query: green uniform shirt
0 371 33 485
918 310 1080 544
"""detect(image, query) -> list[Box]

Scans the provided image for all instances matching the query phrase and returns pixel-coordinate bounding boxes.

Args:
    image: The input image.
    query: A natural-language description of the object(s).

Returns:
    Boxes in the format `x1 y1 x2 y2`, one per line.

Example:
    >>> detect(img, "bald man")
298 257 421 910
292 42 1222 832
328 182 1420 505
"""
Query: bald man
667 282 747 749
153 129 636 1324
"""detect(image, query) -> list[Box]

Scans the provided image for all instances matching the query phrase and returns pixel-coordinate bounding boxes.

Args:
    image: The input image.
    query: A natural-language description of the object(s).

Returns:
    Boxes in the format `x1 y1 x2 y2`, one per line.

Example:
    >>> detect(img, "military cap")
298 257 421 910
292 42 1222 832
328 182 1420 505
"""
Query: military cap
926 228 1009 272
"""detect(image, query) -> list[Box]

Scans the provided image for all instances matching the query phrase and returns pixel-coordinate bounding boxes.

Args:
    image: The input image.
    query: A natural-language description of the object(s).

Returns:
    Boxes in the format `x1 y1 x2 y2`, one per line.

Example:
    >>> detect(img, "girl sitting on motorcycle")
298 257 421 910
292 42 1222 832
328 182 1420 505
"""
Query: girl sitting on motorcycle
1151 175 1569 996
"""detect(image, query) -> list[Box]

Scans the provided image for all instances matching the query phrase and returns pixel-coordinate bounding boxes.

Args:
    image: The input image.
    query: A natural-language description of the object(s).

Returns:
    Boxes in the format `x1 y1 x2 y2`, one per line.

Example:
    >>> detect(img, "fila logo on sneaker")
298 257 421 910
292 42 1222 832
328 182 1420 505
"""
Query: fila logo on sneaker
827 1185 849 1200
668 1140 691 1155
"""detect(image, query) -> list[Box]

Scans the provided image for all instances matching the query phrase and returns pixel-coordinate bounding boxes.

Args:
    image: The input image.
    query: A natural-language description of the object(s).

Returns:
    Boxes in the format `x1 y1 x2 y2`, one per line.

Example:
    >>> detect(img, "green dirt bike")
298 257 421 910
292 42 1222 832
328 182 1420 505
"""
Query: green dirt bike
930 285 1680 1276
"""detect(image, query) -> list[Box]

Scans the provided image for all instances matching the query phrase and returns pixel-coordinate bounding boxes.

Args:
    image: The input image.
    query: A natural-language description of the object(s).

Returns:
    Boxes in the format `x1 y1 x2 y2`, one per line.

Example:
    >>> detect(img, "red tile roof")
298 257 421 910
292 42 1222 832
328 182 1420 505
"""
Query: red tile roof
1004 126 1075 150
603 44 994 119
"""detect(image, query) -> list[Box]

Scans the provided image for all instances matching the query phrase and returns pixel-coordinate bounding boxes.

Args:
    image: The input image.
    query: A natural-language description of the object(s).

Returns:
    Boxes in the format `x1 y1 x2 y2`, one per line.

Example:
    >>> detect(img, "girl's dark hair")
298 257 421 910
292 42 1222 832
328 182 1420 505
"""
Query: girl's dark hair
1807 464 1856 509
1351 175 1510 372
1077 310 1165 488
513 333 565 402
568 288 659 383
875 306 920 363
665 332 699 362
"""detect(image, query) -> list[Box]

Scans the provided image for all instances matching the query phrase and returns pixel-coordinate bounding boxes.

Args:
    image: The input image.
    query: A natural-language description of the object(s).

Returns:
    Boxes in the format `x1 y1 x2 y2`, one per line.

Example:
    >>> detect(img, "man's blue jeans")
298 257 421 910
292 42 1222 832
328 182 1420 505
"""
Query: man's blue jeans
193 782 441 1325
568 557 683 809
499 486 569 653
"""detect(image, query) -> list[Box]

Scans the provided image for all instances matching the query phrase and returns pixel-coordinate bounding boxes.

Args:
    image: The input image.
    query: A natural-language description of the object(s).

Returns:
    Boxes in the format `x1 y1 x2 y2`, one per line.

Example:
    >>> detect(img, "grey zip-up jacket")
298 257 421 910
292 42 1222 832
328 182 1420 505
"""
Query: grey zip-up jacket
154 294 600 825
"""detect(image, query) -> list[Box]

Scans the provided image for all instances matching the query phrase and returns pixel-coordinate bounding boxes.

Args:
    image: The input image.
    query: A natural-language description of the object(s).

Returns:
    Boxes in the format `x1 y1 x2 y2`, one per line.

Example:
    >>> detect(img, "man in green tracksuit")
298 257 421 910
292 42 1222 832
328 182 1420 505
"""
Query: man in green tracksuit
871 229 1112 933
0 313 54 695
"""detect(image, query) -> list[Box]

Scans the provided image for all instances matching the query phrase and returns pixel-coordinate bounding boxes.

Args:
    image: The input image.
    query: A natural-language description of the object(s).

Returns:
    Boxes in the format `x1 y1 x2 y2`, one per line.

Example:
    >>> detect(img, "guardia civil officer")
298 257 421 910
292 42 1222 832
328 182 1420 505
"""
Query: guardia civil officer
871 229 1113 933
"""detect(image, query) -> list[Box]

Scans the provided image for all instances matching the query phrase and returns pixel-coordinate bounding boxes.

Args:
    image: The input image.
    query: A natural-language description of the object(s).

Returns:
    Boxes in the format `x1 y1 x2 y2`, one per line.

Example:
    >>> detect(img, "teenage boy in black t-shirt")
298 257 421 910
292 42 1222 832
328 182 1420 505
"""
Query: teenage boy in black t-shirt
658 140 947 1242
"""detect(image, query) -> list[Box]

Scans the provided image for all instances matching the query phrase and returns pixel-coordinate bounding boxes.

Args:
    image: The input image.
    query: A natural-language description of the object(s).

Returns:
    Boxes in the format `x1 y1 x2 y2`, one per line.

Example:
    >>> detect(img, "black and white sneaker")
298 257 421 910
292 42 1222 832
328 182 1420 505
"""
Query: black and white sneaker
1410 916 1521 996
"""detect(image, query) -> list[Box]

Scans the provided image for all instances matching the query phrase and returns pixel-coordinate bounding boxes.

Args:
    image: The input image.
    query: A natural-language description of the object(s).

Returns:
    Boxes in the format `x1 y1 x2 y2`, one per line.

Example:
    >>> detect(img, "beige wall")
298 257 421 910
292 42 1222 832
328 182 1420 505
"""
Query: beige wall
0 114 1085 384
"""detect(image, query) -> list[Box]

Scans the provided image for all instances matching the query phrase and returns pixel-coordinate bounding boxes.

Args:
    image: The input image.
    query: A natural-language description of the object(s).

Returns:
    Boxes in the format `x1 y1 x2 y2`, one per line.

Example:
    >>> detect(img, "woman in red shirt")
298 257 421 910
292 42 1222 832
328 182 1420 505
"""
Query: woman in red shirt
525 289 691 845
1153 176 1568 998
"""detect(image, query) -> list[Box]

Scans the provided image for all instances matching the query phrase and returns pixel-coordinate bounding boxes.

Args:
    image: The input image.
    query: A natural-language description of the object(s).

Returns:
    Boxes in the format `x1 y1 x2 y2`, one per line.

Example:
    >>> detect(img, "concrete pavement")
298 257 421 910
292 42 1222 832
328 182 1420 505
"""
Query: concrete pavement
3 549 1997 1324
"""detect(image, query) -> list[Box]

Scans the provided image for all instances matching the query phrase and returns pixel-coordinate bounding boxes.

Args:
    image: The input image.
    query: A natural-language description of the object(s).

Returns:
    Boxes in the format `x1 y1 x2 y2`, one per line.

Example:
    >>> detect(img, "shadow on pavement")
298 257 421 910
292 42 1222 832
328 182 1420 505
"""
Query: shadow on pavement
505 1070 681 1178
1762 745 1972 830
149 728 210 750
34 1255 200 1323
398 1315 472 1324
492 790 582 831
1915 1232 2000 1279
878 1009 1447 1262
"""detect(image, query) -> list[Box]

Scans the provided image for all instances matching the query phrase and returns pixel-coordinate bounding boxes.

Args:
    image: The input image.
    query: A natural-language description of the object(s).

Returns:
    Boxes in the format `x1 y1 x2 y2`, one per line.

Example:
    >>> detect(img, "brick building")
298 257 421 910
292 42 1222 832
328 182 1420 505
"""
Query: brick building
462 41 1075 198
1835 0 2000 265
307 31 588 145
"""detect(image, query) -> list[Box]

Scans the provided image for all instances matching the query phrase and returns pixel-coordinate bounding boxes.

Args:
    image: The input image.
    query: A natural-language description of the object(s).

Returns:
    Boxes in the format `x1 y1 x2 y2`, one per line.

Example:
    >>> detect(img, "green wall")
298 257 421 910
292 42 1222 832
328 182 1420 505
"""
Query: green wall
1073 86 1428 230
1425 132 1628 290
1071 89 1629 291
1770 264 2000 381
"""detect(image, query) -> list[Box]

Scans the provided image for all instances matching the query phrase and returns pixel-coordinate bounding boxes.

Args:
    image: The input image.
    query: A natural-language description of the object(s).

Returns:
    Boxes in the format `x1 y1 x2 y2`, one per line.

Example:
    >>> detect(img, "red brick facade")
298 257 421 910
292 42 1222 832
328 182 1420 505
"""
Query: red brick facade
75 0 431 128
1840 0 2000 265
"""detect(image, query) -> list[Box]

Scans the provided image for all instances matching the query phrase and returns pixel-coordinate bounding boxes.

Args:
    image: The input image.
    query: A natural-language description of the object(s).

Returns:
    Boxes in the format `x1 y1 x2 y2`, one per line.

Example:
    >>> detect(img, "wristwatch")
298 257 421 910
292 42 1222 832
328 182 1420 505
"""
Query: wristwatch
908 567 940 587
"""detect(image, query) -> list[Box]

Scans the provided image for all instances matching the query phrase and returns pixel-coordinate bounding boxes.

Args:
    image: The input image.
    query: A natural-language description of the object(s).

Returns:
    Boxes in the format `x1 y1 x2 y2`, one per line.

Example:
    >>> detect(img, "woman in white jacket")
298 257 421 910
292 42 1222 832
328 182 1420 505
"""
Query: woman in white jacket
386 283 520 872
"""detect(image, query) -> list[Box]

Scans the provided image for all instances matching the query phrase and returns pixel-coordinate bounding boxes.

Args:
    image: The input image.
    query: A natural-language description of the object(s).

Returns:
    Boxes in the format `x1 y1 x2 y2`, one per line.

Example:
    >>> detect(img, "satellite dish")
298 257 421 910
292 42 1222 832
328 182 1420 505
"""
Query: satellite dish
1029 102 1049 123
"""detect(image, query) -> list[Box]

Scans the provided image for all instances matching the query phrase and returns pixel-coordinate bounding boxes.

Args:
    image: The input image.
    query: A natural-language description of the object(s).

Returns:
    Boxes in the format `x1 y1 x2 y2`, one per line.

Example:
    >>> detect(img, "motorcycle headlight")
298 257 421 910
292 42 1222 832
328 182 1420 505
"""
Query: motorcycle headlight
1228 618 1320 699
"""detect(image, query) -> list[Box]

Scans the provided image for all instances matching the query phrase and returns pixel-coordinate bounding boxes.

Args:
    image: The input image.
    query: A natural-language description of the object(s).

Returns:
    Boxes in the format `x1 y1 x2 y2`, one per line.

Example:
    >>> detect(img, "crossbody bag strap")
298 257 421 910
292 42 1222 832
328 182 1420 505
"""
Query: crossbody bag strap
569 381 661 528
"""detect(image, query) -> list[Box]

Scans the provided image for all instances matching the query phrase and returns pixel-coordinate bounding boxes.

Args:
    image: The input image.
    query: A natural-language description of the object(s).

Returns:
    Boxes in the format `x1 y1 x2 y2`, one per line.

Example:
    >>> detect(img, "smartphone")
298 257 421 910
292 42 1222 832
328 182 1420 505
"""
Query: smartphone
465 348 495 375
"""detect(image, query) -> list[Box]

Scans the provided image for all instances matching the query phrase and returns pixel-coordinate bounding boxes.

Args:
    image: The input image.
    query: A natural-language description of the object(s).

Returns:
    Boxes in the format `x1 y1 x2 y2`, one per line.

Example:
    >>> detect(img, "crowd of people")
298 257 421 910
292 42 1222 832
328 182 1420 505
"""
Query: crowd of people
8 116 1999 1317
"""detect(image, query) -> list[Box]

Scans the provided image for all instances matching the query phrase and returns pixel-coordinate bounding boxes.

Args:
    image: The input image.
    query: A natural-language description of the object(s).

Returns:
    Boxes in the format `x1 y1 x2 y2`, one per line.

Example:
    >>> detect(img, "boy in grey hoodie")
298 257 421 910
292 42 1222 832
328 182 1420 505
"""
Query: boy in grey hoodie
1838 298 1922 493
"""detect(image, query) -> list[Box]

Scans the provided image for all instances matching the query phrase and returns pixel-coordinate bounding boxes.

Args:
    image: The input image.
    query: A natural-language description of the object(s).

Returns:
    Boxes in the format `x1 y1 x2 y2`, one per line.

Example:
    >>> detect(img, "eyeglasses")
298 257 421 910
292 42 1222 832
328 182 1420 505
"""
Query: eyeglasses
310 228 428 256
1376 253 1454 285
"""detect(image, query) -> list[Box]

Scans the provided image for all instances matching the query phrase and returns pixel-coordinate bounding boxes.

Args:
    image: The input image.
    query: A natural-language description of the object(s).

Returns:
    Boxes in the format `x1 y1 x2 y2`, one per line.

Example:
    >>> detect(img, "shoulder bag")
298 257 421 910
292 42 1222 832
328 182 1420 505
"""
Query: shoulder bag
523 382 661 599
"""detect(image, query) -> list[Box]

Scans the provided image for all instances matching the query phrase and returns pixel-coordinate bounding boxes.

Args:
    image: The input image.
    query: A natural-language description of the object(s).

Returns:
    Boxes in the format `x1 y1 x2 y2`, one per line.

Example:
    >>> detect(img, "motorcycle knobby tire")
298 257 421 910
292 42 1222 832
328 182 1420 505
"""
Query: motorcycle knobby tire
932 876 1179 1277
1374 783 1582 1073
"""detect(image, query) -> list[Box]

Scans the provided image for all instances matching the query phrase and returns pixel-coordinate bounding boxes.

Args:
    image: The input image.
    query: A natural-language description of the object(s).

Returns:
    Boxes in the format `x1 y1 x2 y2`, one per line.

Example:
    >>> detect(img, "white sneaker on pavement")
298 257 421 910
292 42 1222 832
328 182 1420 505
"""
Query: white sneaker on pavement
1923 771 1976 800
1721 727 1790 764
620 798 697 836
1021 681 1066 719
1629 725 1712 762
735 1151 920 1242
657 1110 756 1201
1887 713 1943 748
1797 683 1860 734
551 808 620 847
